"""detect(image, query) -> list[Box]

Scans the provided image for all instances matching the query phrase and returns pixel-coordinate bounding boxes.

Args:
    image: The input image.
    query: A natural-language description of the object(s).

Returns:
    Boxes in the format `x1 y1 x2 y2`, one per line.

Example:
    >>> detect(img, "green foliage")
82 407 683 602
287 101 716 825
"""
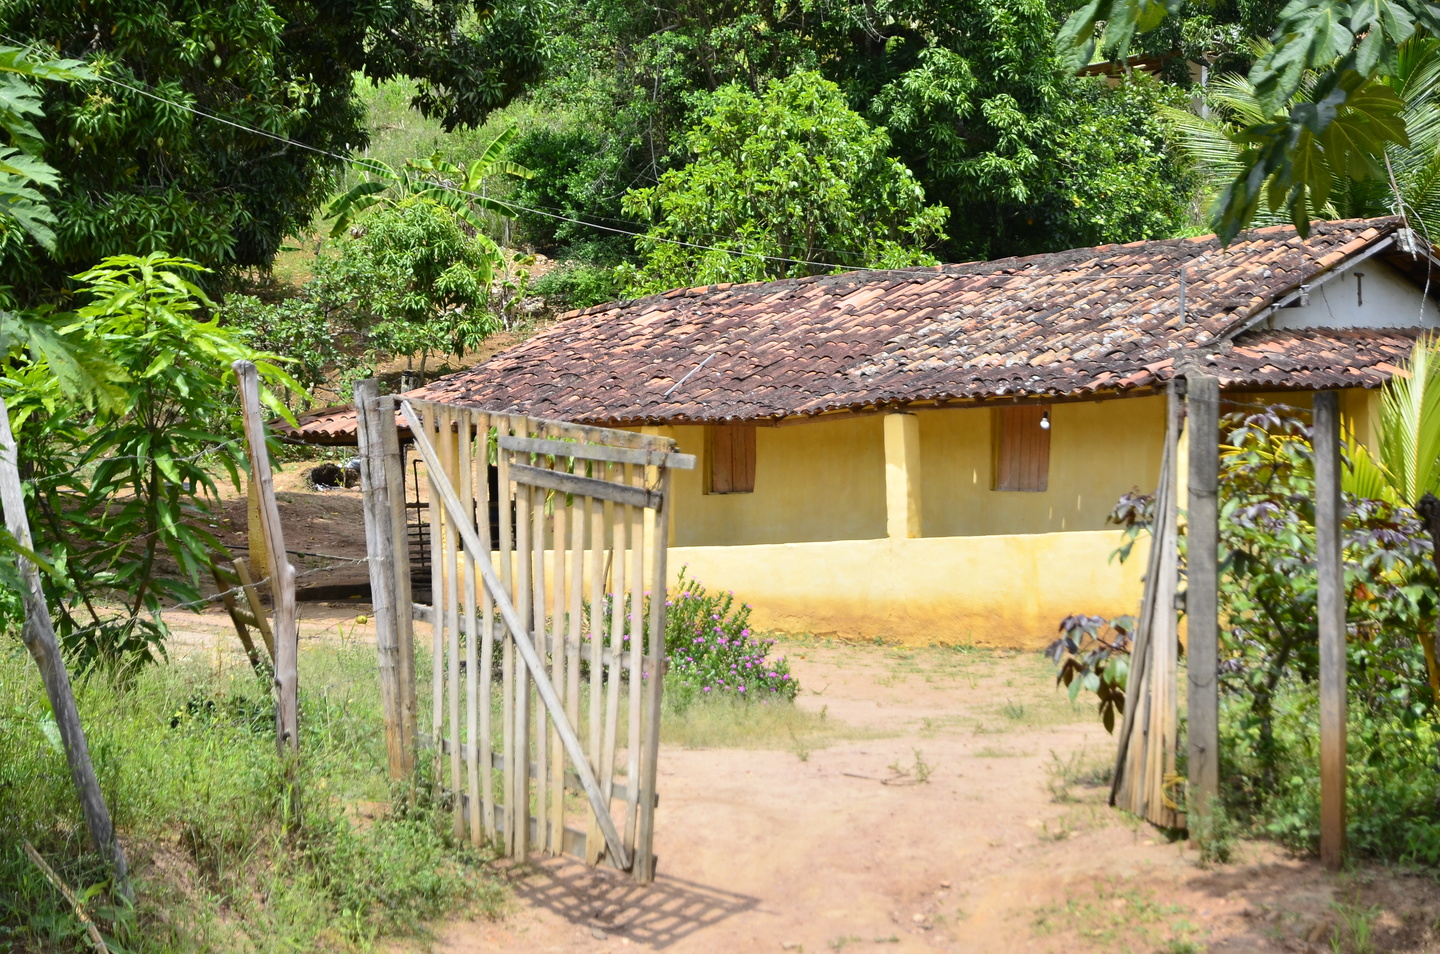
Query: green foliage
1057 406 1440 859
238 196 503 392
528 259 623 312
1347 333 1440 506
1046 614 1134 732
0 45 91 253
661 568 798 707
1169 38 1440 239
1057 0 1440 242
3 254 295 675
620 72 948 293
0 642 500 950
509 0 1194 265
0 0 545 299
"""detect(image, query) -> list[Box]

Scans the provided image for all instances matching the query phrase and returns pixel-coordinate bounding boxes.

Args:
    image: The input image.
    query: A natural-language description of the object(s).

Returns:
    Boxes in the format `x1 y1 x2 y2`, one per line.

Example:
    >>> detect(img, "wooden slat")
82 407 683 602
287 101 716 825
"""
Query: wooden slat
513 428 533 860
459 408 482 845
599 478 627 865
587 493 606 865
234 362 298 761
531 456 550 854
476 412 498 842
624 465 646 853
355 380 406 782
423 401 445 802
636 464 670 882
1315 391 1347 870
441 405 464 841
499 434 694 470
378 394 417 777
510 462 662 510
497 415 517 855
233 559 275 663
550 496 568 852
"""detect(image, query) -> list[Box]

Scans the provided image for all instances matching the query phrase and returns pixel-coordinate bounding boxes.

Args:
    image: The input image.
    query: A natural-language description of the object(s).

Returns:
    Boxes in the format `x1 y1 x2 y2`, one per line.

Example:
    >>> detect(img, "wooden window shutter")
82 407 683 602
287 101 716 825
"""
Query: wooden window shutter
708 424 756 494
993 405 1051 492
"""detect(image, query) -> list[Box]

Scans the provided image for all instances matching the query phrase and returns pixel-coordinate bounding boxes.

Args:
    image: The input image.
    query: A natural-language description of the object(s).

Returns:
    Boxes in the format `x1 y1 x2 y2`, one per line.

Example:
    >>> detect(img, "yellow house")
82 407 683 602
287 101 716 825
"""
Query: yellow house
297 217 1440 647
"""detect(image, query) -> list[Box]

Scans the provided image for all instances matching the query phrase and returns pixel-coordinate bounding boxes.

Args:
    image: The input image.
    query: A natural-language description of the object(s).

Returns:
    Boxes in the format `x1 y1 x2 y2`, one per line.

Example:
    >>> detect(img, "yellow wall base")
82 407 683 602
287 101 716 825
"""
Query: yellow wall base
668 530 1147 649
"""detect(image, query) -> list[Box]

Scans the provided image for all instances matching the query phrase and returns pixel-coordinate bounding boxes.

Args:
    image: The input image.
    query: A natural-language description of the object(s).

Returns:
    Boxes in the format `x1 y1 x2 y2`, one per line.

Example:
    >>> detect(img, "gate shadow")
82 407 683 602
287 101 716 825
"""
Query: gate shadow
506 856 759 948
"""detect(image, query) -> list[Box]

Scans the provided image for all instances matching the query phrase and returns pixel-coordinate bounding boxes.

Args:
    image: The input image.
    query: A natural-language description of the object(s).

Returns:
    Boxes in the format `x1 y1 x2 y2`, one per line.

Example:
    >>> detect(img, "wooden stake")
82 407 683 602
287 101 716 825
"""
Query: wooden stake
1185 372 1220 830
233 361 299 800
24 842 111 953
355 379 407 782
378 394 417 776
0 397 130 897
1314 390 1347 870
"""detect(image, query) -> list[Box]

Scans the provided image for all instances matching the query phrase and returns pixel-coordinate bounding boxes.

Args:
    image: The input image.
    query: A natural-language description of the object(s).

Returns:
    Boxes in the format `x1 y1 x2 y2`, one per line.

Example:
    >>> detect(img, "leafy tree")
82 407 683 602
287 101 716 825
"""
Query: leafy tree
1057 0 1440 241
0 1 546 299
4 255 294 674
508 0 1196 264
619 72 949 294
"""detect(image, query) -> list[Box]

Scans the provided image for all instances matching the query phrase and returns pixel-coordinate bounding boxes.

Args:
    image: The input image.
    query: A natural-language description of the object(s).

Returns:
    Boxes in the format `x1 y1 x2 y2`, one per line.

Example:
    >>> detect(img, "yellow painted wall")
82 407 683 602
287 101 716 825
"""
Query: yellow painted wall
661 417 887 546
917 396 1167 536
669 530 1148 648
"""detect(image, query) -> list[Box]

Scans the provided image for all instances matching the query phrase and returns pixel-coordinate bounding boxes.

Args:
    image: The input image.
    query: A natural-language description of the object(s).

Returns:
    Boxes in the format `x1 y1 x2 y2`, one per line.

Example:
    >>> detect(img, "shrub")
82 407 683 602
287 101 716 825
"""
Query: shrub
1053 406 1440 862
663 569 797 706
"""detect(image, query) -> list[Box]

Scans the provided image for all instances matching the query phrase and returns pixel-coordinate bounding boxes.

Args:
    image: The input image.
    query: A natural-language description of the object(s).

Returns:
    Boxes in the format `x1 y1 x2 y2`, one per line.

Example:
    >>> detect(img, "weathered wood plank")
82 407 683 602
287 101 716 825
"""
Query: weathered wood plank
499 434 694 470
1185 372 1220 832
233 361 299 766
1315 390 1347 871
509 462 662 510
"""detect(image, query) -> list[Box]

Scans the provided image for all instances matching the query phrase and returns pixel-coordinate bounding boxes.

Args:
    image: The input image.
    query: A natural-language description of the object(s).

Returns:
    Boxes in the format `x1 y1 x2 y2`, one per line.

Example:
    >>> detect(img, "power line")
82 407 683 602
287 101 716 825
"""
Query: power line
2 34 1305 287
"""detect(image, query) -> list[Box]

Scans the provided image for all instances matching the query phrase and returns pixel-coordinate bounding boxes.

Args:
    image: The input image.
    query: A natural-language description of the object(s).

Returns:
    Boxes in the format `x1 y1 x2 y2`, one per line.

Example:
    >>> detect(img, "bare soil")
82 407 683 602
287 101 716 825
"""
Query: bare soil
187 480 1440 953
405 646 1440 954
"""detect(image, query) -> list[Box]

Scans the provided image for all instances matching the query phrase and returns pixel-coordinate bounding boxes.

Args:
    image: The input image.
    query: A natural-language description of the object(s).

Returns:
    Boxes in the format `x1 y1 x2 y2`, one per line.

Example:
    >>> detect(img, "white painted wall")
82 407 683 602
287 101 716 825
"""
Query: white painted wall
1270 260 1438 330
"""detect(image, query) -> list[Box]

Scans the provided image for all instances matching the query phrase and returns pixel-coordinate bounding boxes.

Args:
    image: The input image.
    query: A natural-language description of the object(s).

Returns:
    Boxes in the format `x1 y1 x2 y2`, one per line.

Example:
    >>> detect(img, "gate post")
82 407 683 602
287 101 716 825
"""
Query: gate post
1313 391 1347 870
1185 372 1220 835
356 379 411 782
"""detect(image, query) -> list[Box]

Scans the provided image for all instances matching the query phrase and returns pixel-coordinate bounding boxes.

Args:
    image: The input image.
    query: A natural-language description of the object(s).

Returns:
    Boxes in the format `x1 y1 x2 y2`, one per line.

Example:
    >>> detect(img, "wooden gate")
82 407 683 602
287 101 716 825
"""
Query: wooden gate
355 386 693 883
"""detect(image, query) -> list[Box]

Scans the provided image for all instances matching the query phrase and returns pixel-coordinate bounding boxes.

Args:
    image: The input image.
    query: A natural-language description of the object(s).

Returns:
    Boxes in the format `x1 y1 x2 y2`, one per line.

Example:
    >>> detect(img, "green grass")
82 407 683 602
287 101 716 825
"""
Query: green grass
0 640 502 952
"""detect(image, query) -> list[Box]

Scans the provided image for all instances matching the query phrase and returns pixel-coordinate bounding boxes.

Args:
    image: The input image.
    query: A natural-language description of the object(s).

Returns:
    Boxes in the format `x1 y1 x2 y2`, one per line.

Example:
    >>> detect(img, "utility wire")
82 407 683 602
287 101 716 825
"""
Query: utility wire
1 34 1311 287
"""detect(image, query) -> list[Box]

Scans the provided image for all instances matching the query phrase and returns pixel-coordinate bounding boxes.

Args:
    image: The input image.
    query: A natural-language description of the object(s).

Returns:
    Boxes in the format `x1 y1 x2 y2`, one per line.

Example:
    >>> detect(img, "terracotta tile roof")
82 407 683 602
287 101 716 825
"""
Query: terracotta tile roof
405 217 1412 425
1202 327 1424 390
284 216 1432 442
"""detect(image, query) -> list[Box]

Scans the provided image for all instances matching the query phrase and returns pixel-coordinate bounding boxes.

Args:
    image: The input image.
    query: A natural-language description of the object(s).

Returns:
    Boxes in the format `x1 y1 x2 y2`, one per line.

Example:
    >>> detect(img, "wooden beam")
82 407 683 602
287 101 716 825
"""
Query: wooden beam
0 394 131 898
1314 390 1347 871
1185 372 1220 832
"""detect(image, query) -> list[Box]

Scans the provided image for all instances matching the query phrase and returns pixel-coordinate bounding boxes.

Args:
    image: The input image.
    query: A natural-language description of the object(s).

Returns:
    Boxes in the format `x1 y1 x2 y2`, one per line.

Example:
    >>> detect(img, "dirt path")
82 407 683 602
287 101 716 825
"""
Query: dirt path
416 645 1440 954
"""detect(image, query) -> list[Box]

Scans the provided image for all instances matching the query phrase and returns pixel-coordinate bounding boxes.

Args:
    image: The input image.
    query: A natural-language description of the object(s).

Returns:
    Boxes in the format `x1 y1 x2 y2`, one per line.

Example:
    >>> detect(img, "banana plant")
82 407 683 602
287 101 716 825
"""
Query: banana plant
325 125 533 238
1345 335 1440 701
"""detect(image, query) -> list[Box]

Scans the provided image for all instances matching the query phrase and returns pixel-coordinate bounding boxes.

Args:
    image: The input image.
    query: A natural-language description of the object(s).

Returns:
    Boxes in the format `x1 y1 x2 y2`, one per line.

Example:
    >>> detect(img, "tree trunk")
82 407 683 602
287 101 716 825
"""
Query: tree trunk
0 395 131 899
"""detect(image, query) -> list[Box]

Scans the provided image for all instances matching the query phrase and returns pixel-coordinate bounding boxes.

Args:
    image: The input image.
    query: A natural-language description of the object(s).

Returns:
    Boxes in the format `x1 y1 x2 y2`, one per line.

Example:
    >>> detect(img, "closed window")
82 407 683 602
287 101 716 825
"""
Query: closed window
707 424 756 494
993 405 1050 492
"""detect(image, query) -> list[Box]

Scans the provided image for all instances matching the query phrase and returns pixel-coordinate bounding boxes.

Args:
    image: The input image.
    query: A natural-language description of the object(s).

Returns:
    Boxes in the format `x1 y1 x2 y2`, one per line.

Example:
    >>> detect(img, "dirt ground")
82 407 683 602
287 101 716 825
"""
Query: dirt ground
186 478 1440 954
394 645 1440 954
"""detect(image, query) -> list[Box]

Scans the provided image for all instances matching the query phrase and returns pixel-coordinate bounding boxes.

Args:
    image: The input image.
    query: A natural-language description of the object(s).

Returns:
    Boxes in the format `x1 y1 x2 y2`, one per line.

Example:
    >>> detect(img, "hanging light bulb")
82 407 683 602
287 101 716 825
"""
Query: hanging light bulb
1040 411 1051 430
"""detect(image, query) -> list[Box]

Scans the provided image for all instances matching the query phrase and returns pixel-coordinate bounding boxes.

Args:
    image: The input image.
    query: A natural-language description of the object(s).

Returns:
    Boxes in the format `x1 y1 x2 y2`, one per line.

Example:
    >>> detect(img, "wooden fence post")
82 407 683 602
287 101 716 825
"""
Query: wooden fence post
0 394 130 898
232 362 300 786
355 380 409 782
1314 390 1347 870
1185 372 1220 832
378 394 418 770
